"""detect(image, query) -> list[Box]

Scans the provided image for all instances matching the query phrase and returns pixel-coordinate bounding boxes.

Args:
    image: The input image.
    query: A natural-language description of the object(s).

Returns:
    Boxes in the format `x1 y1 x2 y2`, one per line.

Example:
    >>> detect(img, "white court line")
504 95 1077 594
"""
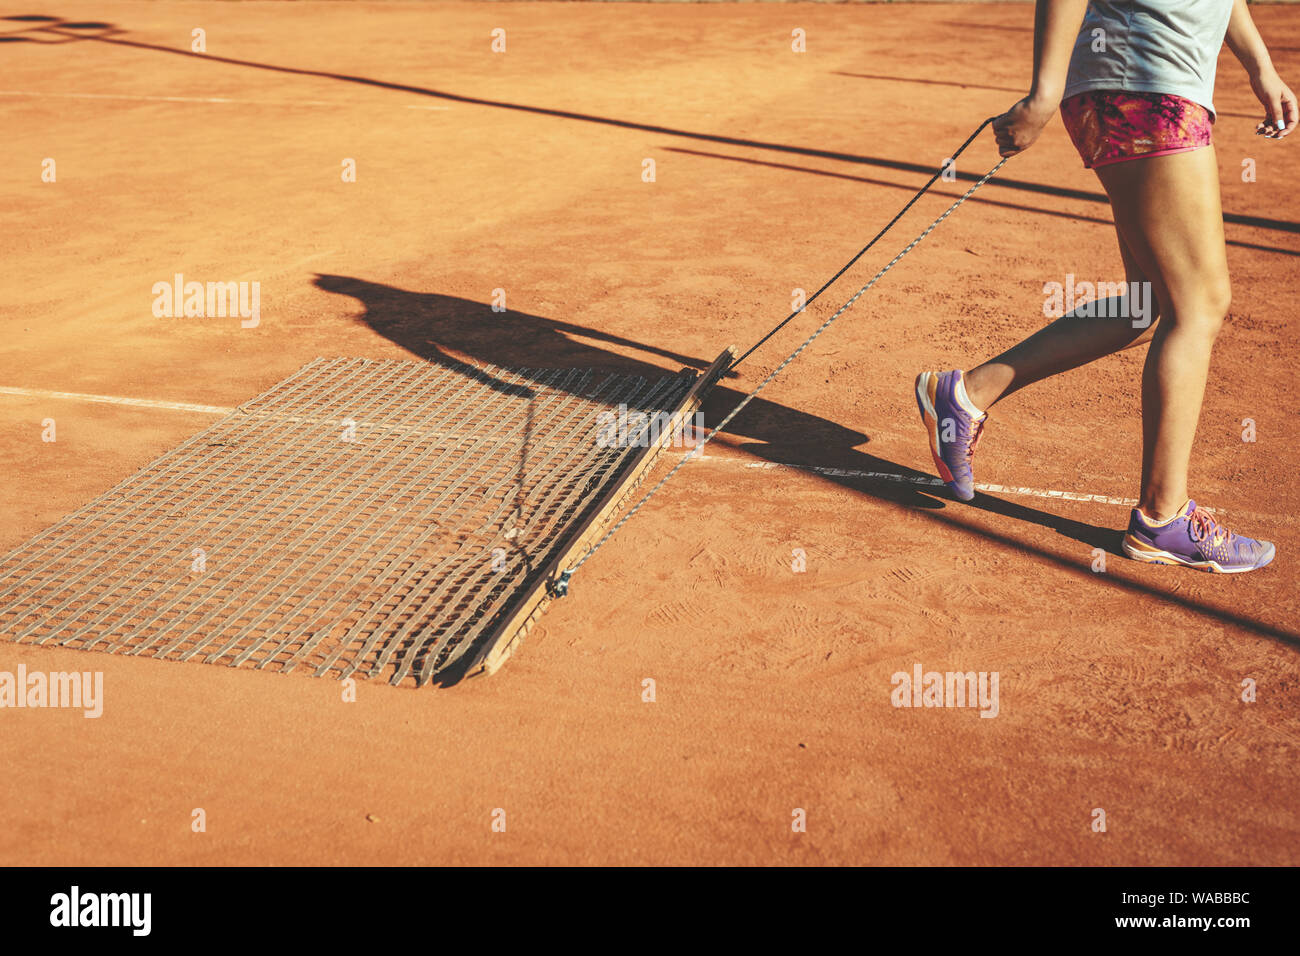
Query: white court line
685 454 1269 520
0 385 1239 515
0 90 452 110
681 454 1140 508
0 386 577 446
0 386 233 415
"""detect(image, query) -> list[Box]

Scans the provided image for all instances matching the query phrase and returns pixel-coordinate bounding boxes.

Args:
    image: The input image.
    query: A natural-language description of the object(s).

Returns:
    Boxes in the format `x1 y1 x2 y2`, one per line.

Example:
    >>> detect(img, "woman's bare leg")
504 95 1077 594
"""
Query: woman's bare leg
959 147 1229 522
962 236 1162 411
1093 147 1231 520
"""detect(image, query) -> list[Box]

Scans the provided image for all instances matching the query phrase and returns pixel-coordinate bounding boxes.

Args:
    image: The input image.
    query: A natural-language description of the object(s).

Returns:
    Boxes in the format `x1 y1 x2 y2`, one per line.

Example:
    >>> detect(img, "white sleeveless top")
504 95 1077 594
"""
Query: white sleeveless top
1063 0 1234 115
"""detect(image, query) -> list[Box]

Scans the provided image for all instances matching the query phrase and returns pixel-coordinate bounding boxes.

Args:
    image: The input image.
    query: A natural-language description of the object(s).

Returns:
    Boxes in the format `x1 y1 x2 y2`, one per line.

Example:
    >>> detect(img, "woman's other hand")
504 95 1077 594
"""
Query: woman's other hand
992 95 1059 156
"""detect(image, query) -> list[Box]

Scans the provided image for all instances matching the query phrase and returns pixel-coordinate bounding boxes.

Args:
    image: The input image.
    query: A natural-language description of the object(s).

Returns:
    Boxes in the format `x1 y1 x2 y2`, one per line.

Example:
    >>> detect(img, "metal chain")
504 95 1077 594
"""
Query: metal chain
550 146 1011 597
729 116 1000 371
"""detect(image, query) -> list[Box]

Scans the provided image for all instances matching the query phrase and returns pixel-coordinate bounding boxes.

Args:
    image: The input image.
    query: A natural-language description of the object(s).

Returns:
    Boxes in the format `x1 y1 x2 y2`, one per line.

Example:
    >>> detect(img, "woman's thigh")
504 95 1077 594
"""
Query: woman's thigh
1094 146 1231 324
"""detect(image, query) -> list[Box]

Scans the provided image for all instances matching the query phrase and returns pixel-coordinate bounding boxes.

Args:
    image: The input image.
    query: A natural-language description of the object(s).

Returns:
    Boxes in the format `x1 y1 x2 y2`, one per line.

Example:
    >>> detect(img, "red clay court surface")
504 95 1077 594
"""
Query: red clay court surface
1 1 1297 865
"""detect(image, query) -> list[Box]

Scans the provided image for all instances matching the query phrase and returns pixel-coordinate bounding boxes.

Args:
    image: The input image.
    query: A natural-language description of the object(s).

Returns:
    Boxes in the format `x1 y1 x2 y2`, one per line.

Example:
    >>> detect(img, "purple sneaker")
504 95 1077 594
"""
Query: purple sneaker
915 369 987 501
1122 500 1275 573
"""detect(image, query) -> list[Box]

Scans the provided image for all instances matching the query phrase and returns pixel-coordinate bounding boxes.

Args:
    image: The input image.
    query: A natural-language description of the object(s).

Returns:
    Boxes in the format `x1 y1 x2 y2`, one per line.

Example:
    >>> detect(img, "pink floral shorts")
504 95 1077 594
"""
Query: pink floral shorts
1060 90 1214 169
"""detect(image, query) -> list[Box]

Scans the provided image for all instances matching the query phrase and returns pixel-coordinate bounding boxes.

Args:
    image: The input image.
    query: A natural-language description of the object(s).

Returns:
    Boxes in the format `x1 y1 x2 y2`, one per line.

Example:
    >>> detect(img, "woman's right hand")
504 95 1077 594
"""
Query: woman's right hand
992 94 1059 157
1249 67 1296 138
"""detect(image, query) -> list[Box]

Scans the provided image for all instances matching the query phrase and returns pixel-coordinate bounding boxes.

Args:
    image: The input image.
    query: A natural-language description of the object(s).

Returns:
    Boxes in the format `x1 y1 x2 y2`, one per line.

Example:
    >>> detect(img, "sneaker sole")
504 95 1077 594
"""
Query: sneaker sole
1121 536 1276 573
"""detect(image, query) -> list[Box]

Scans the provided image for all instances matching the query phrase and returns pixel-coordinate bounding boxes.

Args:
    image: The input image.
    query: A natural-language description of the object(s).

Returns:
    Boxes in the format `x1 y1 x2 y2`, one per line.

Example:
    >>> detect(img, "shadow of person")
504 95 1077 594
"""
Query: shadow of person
315 272 882 445
314 273 732 377
311 274 1300 650
965 491 1124 554
312 274 1128 554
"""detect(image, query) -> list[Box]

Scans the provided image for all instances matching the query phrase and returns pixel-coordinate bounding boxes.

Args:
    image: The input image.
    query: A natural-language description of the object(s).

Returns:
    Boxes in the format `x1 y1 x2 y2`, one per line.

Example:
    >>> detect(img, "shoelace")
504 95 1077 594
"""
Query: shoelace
966 416 987 461
1188 506 1230 547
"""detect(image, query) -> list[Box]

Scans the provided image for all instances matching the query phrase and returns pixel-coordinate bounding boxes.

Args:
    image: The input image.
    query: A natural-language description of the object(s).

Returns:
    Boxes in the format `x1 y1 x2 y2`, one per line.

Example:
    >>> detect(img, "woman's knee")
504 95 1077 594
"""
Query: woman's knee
1205 278 1232 336
1168 277 1230 338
